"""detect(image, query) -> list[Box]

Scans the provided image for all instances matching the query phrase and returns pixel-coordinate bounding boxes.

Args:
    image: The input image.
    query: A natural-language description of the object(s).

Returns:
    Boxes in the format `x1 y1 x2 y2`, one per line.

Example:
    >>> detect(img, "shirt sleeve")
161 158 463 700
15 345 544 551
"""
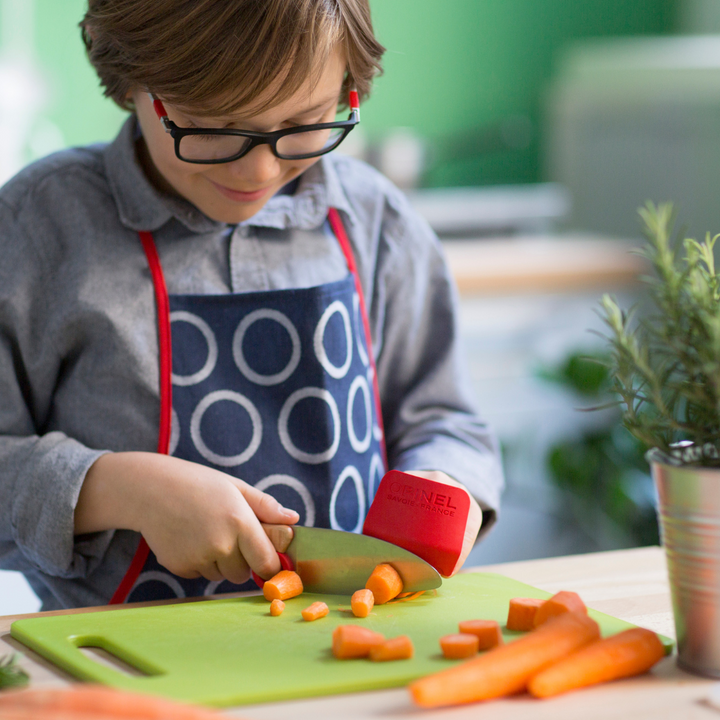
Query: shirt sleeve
360 184 504 537
0 198 113 579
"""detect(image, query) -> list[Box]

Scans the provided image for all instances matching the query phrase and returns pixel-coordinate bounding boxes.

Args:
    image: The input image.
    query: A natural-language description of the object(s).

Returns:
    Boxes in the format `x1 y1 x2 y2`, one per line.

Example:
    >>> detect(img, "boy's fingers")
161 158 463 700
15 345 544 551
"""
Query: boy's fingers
198 561 224 583
216 545 251 586
240 483 300 525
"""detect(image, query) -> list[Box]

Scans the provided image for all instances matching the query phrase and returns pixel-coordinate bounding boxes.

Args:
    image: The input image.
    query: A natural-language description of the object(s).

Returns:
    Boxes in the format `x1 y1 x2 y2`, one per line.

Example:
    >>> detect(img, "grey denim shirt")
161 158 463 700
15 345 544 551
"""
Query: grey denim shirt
0 116 504 610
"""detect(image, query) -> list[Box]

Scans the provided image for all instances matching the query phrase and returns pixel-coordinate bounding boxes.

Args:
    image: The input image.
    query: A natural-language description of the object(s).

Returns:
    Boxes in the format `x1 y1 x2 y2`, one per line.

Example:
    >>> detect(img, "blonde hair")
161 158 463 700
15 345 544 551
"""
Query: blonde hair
81 0 384 115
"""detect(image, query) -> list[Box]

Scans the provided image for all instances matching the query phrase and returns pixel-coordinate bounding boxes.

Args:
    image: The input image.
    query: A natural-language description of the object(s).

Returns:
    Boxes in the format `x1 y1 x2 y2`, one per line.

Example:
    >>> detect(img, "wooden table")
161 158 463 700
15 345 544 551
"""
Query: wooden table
1 546 718 719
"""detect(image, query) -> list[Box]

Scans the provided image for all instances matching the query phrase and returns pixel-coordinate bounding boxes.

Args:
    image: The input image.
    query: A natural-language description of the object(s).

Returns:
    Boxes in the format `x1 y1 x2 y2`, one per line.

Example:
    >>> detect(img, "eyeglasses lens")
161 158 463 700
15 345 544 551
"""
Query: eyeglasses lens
178 134 253 162
275 127 346 158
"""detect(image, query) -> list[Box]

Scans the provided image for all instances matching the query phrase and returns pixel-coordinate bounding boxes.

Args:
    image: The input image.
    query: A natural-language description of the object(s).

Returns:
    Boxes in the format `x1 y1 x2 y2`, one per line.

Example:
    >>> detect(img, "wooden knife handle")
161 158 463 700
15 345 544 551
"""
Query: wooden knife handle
261 523 294 554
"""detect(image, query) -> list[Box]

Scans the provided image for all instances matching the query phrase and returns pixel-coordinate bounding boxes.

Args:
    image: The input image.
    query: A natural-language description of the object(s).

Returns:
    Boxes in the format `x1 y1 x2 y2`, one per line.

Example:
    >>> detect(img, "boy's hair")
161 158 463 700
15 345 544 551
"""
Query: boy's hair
80 0 384 116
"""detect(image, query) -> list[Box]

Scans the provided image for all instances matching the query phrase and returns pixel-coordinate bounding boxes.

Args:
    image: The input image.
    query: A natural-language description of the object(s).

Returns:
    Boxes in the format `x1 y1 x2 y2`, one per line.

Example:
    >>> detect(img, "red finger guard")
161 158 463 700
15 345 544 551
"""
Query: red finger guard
362 471 470 577
251 552 293 589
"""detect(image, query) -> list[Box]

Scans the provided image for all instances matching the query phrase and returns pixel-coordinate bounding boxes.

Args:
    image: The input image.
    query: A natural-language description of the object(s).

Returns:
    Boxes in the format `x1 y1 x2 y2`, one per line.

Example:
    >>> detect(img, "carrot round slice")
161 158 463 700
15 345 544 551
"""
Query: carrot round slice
440 633 479 659
351 588 375 618
262 570 303 602
302 601 329 621
370 635 414 662
365 563 403 604
506 598 545 631
528 627 665 698
332 625 386 659
458 619 503 650
409 612 600 707
269 599 285 616
534 591 587 627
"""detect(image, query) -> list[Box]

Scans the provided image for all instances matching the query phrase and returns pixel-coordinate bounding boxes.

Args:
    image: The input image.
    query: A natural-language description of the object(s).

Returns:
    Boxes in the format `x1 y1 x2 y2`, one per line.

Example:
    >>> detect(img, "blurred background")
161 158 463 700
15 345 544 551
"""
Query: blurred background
1 0 719 612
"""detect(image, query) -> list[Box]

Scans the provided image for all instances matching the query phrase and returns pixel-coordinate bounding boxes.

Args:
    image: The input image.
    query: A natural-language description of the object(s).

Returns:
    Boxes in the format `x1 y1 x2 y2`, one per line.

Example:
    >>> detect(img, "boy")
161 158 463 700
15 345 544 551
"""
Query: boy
0 0 503 609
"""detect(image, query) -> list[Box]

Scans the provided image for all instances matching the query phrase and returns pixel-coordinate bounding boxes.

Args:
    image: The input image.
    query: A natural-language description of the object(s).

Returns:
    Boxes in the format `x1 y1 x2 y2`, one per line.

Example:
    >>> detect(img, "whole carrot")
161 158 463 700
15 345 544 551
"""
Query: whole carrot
528 627 665 698
409 612 600 708
0 685 227 718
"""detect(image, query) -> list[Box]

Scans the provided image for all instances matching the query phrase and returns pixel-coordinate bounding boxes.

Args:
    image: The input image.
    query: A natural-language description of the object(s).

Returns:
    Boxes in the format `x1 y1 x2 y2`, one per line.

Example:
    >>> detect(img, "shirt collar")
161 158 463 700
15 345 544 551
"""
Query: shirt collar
103 115 358 234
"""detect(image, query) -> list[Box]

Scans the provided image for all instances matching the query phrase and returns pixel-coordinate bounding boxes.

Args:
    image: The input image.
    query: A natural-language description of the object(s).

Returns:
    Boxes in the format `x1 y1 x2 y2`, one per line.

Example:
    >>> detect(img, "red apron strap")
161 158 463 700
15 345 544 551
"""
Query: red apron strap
109 231 172 604
328 208 388 469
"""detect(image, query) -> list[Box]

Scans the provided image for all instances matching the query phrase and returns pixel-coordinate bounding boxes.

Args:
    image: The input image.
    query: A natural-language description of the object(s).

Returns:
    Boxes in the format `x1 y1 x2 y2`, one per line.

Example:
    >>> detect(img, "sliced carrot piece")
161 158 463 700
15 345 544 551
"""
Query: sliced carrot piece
370 635 414 662
458 619 503 650
528 627 665 698
534 591 587 627
409 612 600 707
332 625 386 659
262 570 303 602
365 563 403 604
351 588 375 618
440 633 479 659
302 601 329 621
0 685 226 718
506 597 545 631
386 590 425 604
269 599 285 616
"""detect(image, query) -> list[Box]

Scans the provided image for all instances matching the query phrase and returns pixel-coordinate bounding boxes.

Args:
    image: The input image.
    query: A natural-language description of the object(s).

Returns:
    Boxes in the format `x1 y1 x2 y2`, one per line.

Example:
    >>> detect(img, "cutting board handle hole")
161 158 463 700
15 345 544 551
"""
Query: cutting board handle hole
78 645 153 677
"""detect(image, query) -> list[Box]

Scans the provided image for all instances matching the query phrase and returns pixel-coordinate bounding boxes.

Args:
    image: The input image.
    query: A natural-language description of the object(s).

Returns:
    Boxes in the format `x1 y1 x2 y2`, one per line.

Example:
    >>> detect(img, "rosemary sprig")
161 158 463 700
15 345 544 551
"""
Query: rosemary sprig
599 202 720 465
0 653 29 690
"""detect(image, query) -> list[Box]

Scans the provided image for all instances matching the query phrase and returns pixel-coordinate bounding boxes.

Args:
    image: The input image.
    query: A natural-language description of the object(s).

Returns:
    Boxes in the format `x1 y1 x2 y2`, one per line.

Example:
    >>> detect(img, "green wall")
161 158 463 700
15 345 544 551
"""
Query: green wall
0 0 678 186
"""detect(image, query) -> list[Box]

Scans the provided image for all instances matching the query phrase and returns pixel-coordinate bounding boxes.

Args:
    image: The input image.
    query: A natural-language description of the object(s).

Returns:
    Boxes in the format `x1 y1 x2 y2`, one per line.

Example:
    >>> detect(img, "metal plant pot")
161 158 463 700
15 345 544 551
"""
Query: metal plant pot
649 449 720 677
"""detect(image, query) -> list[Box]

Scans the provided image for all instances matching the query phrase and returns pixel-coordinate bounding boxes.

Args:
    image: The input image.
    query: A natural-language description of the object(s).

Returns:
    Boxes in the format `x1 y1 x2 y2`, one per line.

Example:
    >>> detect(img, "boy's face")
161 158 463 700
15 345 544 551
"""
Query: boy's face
132 49 346 224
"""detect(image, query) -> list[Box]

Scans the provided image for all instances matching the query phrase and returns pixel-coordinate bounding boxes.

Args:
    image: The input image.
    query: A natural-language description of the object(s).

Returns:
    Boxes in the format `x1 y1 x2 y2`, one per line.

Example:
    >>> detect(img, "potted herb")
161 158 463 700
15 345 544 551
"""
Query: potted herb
601 202 720 677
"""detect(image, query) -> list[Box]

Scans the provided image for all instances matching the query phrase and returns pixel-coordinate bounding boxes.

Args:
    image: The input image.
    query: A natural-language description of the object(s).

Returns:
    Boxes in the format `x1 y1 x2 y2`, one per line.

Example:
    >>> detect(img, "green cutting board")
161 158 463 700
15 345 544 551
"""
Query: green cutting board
11 573 673 708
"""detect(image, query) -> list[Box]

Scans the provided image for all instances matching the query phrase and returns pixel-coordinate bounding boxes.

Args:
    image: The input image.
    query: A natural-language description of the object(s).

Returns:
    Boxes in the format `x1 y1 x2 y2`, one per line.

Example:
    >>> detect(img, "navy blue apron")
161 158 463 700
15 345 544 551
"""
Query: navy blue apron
111 209 387 603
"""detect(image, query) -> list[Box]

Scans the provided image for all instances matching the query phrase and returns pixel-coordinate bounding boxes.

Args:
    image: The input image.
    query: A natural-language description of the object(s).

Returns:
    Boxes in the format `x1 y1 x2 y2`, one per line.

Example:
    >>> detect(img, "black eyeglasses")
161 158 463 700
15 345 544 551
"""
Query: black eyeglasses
149 91 360 165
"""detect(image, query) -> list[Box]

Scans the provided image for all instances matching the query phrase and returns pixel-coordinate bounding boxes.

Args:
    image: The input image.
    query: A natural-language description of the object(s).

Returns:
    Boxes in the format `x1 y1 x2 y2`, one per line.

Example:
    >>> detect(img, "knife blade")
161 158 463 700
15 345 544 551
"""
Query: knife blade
262 525 442 595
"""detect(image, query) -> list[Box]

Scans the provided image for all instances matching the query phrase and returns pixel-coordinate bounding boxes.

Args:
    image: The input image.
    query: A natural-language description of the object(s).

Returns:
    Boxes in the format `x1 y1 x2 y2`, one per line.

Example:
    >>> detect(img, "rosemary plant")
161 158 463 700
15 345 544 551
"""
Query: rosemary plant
601 202 720 466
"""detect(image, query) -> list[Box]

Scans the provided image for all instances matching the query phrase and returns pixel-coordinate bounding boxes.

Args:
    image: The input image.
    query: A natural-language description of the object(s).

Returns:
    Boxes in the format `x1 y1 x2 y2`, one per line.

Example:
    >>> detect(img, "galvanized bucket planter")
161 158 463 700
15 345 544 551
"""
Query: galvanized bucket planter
649 448 720 677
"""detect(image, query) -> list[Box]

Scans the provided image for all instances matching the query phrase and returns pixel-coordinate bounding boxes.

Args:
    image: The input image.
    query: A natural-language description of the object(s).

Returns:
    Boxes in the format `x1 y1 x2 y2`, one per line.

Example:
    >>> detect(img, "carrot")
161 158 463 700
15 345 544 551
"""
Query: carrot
440 633 479 659
369 635 414 662
458 619 503 650
302 601 329 621
528 627 665 698
0 685 226 718
365 563 403 604
409 611 600 707
351 589 374 618
506 597 545 631
262 570 303 602
386 590 425 604
269 599 285 616
534 591 587 627
332 625 386 659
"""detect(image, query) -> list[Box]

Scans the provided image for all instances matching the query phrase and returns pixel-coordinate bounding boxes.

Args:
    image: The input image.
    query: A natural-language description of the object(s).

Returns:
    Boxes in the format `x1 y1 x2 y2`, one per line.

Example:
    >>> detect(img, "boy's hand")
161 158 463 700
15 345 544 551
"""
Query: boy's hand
76 453 299 585
408 470 483 576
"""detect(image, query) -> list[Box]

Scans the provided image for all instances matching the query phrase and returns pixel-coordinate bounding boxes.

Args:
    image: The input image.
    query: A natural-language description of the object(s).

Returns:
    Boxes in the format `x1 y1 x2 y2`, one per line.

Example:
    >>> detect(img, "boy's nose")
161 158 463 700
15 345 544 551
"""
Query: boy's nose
228 144 281 186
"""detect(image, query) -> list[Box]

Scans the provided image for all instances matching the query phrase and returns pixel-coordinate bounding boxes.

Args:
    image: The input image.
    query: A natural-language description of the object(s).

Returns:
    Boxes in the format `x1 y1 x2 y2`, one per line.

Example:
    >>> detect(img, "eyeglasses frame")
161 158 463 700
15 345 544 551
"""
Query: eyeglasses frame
149 90 361 165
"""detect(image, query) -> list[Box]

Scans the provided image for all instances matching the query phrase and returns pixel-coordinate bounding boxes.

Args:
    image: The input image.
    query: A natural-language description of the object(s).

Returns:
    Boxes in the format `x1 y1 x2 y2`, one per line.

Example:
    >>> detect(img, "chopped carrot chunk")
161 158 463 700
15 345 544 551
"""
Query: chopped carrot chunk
302 601 329 621
269 599 285 616
440 633 479 659
351 588 375 618
370 635 414 662
534 591 587 627
458 619 503 650
506 597 545 631
262 570 303 602
528 628 665 698
332 625 386 659
365 563 403 604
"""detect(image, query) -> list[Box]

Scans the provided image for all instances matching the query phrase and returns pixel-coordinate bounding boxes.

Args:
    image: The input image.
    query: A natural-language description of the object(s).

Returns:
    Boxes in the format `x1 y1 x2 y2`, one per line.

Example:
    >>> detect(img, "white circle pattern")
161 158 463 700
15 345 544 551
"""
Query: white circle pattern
329 465 366 534
132 571 186 599
313 300 352 379
255 474 316 527
190 390 262 467
170 312 218 386
169 407 180 456
352 293 370 368
347 375 372 454
368 453 384 502
233 309 301 386
278 387 341 464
